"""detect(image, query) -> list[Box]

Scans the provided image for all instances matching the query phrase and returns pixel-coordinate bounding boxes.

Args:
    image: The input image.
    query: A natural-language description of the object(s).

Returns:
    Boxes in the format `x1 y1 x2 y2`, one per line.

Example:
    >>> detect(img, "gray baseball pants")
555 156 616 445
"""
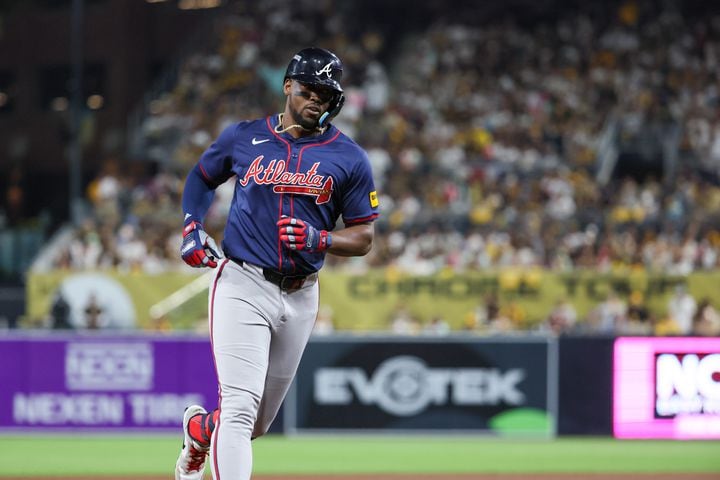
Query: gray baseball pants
208 258 318 480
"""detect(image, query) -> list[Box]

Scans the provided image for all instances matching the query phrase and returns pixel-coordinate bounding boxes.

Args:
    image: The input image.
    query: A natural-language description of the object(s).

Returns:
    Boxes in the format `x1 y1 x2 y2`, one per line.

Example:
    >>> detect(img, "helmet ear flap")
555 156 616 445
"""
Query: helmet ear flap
318 93 345 128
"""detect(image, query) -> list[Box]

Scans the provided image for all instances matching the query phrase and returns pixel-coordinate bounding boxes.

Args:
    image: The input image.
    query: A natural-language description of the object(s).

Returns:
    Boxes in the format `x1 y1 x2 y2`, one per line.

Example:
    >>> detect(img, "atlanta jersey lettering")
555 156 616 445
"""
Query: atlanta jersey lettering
194 115 379 274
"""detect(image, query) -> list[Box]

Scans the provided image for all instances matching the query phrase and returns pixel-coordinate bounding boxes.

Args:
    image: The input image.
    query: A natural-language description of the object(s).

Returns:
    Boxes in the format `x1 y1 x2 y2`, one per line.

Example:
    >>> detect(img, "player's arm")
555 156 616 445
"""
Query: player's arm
326 222 374 257
182 124 237 224
182 165 217 226
333 149 379 257
180 165 222 268
180 124 237 268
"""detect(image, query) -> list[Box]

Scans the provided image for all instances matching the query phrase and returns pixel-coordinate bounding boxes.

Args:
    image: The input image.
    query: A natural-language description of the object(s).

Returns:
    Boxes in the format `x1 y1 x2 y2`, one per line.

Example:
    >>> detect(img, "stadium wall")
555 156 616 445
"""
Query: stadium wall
1 333 717 438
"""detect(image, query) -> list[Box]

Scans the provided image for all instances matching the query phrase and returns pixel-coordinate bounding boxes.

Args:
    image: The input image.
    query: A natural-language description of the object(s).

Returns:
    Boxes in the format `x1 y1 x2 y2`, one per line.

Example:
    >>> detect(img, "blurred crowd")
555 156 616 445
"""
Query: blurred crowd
43 0 720 335
379 285 720 338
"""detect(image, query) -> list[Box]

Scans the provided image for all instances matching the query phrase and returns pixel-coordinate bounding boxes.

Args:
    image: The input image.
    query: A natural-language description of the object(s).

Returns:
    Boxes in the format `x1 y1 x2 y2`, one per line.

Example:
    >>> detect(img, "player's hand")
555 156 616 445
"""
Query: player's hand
277 217 331 252
181 221 222 268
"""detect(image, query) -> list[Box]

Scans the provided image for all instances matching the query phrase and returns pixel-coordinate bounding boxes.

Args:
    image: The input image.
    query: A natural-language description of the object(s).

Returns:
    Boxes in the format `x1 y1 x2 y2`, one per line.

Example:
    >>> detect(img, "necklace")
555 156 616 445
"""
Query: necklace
274 113 326 135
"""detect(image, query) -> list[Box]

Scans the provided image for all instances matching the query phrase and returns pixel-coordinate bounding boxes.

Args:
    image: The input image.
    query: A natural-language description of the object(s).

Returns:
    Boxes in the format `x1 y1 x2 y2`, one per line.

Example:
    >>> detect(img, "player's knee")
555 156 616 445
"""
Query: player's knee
220 407 257 436
219 391 260 434
251 421 271 439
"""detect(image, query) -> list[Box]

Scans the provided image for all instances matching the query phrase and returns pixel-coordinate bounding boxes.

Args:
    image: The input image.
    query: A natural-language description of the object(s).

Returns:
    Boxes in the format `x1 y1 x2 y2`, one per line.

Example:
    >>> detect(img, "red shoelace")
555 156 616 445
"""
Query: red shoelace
185 444 208 472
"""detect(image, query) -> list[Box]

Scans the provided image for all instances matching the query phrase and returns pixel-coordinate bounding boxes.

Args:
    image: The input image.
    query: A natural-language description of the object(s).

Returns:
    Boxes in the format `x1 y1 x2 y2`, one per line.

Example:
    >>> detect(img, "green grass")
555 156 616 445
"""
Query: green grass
1 435 719 476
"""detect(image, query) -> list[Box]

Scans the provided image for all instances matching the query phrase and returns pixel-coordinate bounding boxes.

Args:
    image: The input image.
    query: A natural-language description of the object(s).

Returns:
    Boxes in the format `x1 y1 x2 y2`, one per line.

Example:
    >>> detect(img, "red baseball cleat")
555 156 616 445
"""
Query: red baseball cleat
175 405 210 480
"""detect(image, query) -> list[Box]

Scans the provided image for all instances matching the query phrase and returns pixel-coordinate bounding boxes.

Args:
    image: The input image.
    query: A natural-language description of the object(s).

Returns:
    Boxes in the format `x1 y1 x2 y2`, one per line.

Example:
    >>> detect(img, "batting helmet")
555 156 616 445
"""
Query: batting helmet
285 47 344 93
285 47 345 127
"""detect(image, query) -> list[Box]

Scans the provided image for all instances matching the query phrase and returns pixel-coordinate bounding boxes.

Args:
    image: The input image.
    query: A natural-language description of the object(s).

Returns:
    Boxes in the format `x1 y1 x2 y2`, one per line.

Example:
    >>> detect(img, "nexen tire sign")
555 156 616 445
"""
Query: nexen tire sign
0 336 218 431
291 337 557 434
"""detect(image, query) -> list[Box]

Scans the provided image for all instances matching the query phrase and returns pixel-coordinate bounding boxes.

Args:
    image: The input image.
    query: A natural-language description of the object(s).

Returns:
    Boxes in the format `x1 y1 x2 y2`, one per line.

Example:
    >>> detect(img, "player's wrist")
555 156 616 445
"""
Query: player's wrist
183 221 203 236
320 230 331 251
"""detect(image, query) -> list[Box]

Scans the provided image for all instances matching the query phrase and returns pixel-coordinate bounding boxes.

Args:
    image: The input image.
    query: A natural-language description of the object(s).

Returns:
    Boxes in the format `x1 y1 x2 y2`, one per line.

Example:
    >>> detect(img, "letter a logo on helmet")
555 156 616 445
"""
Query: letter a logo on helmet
315 62 334 78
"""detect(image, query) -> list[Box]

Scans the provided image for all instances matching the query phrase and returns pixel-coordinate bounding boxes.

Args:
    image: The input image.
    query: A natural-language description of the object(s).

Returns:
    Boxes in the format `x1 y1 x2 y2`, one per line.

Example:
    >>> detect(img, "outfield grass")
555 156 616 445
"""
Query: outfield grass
1 435 719 476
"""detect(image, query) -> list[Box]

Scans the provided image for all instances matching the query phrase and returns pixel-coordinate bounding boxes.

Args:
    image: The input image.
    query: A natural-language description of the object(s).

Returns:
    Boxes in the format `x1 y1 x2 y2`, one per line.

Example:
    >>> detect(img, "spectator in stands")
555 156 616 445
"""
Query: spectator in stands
423 316 450 336
390 305 421 335
691 298 720 337
585 291 627 334
484 294 517 334
654 313 683 337
83 292 107 330
620 290 653 335
540 298 578 335
667 284 697 335
49 291 72 330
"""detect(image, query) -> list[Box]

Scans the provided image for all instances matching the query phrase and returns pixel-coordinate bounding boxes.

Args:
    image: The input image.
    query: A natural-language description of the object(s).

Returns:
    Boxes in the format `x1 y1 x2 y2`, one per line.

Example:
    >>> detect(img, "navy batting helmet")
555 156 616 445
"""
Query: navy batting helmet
285 47 343 93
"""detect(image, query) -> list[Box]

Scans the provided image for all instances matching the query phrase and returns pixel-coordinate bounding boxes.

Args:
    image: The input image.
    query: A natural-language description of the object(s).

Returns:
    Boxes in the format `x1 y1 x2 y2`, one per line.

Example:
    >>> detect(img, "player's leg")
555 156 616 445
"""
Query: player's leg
175 262 236 480
185 282 320 442
176 262 318 479
253 281 319 438
208 260 282 480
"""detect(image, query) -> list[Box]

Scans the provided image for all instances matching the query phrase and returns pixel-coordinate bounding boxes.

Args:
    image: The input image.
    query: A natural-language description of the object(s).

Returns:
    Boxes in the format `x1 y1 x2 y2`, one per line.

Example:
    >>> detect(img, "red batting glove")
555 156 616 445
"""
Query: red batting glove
277 217 331 252
181 221 221 268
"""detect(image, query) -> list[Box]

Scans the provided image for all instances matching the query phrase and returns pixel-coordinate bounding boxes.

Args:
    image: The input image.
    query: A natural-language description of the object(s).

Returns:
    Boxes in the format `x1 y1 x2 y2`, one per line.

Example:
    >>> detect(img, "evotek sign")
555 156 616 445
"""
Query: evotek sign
656 353 720 417
314 356 526 416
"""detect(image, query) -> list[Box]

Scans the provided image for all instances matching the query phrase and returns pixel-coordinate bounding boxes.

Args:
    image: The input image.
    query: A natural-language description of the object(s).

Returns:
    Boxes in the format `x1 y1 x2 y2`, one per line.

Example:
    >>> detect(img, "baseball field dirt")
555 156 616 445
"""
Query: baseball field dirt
6 475 720 479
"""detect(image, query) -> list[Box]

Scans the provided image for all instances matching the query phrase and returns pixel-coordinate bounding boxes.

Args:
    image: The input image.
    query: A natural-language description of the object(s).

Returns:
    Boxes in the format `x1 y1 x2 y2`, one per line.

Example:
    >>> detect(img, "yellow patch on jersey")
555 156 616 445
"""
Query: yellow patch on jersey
369 190 379 208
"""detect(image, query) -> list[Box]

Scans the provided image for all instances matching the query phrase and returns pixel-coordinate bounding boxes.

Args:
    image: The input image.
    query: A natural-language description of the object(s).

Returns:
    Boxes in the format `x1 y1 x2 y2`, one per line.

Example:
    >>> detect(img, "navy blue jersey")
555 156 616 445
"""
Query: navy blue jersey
195 115 379 275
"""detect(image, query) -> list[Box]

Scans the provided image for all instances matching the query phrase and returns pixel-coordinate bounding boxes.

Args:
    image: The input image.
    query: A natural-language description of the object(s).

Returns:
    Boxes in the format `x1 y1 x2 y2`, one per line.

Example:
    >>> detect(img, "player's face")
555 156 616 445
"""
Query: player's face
285 80 334 129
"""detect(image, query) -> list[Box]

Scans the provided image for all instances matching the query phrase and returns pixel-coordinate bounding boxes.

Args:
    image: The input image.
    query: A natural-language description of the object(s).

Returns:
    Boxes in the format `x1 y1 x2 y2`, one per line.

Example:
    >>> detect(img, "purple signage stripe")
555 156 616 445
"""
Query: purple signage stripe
0 335 218 431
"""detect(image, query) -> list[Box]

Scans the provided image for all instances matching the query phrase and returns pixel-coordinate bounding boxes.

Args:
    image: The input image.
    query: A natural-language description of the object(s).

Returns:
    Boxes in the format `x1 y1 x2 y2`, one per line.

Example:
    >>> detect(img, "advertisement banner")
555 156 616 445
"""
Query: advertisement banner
319 269 717 331
27 269 720 331
0 334 219 432
614 337 720 439
290 336 557 435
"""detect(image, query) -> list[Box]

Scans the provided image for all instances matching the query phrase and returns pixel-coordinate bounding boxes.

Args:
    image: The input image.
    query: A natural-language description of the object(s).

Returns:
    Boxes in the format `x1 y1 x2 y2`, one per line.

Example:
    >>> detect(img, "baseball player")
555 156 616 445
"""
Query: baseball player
175 47 379 480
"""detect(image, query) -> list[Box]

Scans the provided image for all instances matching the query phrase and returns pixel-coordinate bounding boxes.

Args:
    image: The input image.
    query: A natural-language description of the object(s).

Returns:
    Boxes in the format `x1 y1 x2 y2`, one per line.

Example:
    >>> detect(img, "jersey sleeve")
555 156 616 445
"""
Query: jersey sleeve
341 149 380 225
196 123 238 186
